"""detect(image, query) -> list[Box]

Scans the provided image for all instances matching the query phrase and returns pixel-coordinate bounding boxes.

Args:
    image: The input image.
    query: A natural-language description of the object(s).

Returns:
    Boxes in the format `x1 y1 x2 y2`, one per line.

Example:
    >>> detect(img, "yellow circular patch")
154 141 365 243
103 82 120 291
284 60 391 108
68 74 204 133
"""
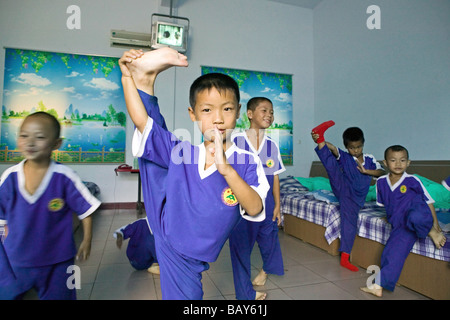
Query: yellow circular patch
48 198 65 212
400 185 407 193
266 159 274 168
222 187 238 207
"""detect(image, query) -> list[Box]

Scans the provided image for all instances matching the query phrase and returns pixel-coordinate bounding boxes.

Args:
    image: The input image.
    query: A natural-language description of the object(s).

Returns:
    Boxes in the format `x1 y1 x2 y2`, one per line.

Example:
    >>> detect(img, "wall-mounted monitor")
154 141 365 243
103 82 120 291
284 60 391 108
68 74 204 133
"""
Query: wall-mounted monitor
151 14 189 53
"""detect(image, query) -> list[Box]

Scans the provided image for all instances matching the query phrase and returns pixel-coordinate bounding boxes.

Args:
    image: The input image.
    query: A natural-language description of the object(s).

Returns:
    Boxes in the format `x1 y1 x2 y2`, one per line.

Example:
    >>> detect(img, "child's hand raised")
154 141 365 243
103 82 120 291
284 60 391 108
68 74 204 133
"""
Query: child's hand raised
209 125 231 176
119 49 144 77
311 132 320 143
356 159 368 174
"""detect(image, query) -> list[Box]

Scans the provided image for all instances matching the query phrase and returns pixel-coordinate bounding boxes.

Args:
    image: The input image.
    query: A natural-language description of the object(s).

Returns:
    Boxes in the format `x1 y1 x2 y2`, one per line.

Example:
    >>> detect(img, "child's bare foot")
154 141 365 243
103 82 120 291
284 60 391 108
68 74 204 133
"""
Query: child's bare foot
255 291 267 300
147 263 160 275
360 284 383 297
429 227 446 249
252 269 268 286
129 48 187 89
119 47 188 94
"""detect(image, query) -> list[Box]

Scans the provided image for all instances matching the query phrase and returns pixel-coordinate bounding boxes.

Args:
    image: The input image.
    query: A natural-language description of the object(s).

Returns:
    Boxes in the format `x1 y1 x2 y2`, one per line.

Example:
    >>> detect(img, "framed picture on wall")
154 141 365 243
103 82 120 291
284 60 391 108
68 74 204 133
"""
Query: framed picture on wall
202 66 293 165
1 48 126 163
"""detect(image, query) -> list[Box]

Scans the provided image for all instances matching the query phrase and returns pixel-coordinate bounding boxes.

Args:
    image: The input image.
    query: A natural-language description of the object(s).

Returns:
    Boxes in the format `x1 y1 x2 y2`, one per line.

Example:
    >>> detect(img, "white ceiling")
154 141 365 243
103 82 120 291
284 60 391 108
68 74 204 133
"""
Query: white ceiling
267 0 323 9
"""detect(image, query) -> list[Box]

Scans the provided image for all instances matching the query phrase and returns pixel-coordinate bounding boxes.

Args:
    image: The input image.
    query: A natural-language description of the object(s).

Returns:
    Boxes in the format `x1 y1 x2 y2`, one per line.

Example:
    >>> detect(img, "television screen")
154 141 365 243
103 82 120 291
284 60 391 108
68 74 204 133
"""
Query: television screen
151 17 188 53
157 23 184 47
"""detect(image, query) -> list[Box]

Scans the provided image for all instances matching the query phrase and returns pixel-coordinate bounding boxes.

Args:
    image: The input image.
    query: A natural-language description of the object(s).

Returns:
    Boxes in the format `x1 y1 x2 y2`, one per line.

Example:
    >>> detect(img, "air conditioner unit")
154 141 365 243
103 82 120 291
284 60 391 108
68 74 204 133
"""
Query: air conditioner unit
110 30 151 48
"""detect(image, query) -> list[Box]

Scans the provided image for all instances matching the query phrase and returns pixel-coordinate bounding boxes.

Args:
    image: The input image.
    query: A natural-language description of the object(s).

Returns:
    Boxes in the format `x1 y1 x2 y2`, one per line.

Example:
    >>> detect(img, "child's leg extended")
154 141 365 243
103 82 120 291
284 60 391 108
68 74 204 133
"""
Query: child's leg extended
138 90 168 129
315 144 344 198
136 91 169 237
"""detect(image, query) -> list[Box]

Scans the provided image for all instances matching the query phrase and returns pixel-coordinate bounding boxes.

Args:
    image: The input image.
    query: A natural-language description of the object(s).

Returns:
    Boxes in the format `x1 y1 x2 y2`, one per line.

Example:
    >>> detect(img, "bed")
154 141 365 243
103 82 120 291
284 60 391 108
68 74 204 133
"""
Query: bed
281 160 450 300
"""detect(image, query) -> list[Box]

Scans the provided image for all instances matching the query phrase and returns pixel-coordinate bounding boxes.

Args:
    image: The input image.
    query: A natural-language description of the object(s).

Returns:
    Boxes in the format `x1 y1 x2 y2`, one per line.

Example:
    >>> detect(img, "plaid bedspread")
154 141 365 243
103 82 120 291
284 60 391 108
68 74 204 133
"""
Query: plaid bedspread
280 177 450 262
358 207 450 261
281 191 339 239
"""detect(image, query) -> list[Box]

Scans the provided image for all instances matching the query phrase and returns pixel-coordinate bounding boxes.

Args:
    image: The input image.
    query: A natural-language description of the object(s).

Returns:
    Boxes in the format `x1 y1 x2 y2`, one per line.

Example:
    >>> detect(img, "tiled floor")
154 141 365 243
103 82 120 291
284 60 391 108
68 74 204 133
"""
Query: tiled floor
41 208 430 300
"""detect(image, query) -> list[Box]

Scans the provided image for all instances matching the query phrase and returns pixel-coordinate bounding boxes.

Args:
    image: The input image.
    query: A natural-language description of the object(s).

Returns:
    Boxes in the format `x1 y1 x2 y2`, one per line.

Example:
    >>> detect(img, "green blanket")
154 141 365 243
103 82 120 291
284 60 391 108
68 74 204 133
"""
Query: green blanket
295 175 450 209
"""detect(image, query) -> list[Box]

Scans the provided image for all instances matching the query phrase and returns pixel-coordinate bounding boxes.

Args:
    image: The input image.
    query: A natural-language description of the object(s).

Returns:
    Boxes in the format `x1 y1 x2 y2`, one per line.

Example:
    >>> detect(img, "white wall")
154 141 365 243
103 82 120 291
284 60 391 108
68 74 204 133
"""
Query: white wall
313 0 450 161
0 0 314 203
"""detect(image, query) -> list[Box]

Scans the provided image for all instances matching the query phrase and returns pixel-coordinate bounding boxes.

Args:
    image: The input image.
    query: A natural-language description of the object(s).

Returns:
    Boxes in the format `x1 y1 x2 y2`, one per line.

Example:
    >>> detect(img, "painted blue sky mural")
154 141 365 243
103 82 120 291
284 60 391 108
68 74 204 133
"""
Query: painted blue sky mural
1 48 126 163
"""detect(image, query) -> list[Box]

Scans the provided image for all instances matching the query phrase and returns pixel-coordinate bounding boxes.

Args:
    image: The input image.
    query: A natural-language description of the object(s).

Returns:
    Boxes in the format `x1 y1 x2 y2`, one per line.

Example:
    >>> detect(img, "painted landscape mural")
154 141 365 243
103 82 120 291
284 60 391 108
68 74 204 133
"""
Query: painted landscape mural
1 48 126 163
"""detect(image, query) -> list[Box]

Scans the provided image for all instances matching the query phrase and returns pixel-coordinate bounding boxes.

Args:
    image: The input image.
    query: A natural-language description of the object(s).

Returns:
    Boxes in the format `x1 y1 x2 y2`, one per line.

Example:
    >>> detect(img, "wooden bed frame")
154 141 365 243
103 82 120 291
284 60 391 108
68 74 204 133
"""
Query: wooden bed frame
282 160 450 300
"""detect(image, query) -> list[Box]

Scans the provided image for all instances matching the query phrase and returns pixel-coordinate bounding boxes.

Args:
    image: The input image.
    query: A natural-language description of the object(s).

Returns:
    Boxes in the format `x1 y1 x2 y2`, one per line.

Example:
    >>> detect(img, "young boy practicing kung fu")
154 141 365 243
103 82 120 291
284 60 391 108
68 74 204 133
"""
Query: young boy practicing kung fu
361 145 446 297
230 97 285 300
0 112 100 299
311 122 384 271
114 217 159 274
119 48 269 300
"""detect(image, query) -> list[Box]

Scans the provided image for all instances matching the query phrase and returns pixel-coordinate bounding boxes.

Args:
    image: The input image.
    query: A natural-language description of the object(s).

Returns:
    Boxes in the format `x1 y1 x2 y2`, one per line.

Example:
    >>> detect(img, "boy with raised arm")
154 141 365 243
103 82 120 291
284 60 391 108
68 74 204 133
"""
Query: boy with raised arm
119 48 269 300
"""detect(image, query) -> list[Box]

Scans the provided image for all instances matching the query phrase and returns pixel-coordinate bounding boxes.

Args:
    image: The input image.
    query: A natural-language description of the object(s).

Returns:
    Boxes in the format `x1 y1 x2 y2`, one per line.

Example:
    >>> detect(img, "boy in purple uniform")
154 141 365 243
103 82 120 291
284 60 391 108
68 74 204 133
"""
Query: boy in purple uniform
311 122 384 271
230 97 285 300
114 217 159 273
0 112 100 299
361 145 446 297
119 48 269 300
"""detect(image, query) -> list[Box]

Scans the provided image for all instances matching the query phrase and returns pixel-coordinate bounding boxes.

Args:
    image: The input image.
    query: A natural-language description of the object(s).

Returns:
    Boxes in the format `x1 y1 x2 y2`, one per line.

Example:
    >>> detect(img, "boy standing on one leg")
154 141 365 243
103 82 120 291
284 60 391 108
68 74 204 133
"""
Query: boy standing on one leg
119 48 269 299
311 122 384 271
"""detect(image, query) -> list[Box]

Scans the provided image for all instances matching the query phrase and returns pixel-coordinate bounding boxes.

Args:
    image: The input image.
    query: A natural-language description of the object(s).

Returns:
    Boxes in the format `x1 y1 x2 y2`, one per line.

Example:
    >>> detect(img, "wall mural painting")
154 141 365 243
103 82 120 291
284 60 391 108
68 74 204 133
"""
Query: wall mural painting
1 48 126 163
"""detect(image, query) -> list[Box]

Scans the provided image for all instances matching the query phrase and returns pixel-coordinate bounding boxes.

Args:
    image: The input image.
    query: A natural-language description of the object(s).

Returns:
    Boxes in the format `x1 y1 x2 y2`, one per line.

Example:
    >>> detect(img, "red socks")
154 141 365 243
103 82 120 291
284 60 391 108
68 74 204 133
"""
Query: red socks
340 252 359 272
312 120 335 143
